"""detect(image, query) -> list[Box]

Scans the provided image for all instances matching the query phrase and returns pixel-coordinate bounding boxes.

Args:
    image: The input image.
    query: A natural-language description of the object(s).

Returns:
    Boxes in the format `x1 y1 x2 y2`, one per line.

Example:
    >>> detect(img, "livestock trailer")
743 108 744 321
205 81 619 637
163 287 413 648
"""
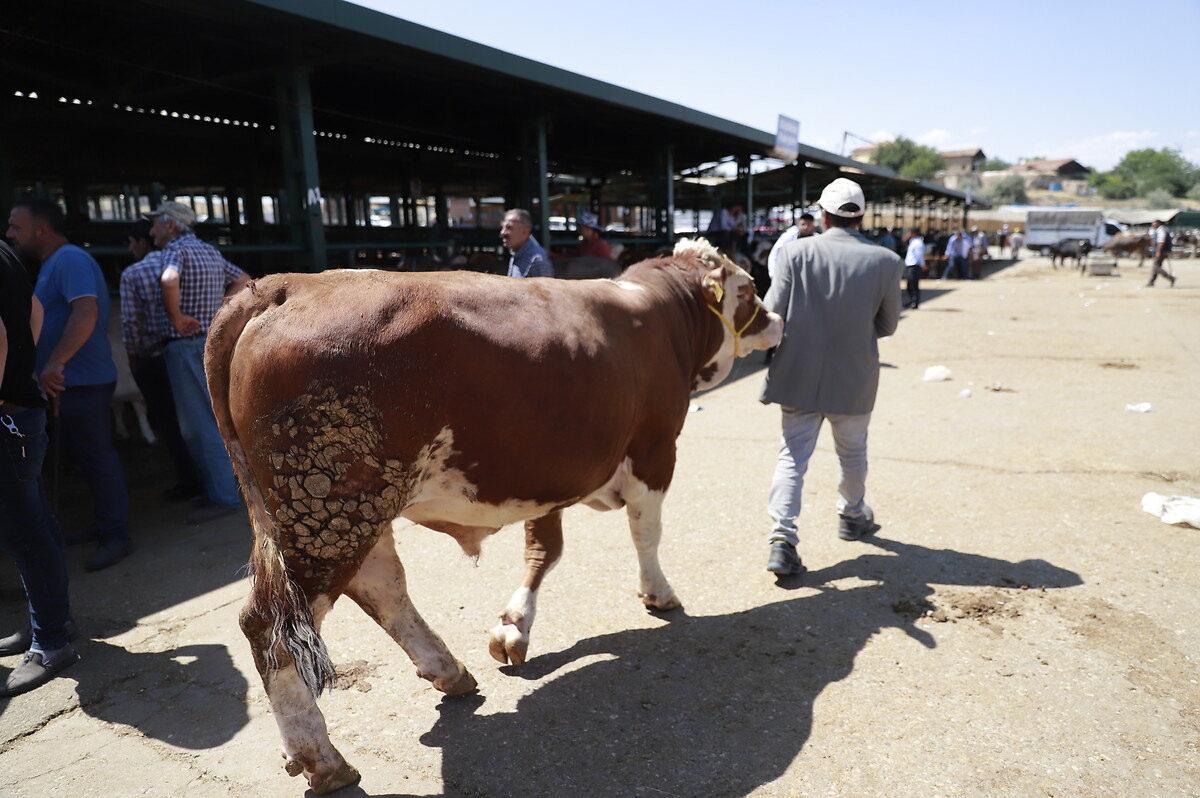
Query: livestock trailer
1025 209 1112 253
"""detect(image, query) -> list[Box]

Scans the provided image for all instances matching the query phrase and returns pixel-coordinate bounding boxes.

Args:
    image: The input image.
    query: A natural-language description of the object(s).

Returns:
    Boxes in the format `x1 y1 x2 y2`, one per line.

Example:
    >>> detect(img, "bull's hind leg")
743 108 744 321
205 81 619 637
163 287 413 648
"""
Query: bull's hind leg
623 478 682 611
344 527 476 695
240 595 360 795
489 510 563 665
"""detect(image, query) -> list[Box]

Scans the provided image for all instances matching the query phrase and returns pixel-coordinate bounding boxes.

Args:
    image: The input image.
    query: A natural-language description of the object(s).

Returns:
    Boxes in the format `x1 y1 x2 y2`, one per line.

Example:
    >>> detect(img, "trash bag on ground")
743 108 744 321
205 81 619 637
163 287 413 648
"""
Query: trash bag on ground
1141 492 1200 529
924 365 953 382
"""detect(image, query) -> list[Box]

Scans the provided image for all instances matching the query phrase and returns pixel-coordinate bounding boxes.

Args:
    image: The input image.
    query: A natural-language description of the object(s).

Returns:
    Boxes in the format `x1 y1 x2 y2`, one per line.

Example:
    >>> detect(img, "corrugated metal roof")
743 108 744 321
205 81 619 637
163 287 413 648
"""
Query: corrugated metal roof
244 0 776 149
1106 208 1182 225
240 0 967 202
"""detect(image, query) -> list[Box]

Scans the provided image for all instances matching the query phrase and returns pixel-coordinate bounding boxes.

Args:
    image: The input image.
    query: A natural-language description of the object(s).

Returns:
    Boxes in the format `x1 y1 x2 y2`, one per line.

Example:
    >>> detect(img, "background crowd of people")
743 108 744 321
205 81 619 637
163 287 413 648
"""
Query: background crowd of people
1 198 247 697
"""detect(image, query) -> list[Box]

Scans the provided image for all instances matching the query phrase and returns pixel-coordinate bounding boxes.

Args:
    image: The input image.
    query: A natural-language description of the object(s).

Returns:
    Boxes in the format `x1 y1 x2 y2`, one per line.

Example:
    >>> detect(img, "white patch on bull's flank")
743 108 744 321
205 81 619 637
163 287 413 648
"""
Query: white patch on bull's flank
612 280 646 293
582 457 634 510
399 426 564 542
620 476 679 610
266 663 349 782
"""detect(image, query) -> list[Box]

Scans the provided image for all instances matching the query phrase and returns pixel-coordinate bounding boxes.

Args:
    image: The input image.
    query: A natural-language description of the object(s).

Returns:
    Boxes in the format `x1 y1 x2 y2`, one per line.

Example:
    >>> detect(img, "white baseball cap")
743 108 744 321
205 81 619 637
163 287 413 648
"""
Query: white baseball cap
818 177 866 217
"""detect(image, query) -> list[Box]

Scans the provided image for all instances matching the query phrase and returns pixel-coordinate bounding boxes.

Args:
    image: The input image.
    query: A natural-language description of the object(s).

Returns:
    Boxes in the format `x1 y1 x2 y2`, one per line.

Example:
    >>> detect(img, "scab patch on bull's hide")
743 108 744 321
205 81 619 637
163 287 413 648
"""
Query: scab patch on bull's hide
261 385 421 591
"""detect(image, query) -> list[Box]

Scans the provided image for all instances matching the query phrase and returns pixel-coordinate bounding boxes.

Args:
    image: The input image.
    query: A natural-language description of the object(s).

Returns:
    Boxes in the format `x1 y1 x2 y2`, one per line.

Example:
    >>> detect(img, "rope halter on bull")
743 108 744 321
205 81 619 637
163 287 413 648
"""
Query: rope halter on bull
703 276 760 358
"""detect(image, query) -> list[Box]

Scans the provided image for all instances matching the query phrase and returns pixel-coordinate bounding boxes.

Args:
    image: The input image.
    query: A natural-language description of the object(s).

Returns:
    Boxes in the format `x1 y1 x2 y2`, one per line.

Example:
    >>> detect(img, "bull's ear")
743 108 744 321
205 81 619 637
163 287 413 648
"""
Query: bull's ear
703 266 726 305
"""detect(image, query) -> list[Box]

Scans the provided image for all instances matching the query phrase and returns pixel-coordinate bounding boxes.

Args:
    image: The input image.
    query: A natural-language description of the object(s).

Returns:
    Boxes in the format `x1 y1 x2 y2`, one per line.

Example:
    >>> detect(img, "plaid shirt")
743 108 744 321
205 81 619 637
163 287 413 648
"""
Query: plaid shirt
160 232 247 337
119 251 173 357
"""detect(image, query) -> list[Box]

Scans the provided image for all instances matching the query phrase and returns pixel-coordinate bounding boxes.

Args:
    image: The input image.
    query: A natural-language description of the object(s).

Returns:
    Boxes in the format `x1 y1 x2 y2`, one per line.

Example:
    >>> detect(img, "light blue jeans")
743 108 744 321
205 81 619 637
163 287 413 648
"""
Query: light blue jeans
768 408 872 547
164 337 240 507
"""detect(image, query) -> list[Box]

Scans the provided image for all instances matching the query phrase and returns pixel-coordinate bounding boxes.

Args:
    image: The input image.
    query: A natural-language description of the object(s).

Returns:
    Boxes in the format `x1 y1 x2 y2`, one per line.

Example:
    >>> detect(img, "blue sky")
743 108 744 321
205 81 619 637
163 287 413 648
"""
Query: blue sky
350 0 1200 170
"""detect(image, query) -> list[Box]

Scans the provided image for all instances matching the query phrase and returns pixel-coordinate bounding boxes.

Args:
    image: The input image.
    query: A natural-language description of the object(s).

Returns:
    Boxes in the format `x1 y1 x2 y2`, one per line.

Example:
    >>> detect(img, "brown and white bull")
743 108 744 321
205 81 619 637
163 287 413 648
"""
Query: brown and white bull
204 238 782 793
1102 232 1150 266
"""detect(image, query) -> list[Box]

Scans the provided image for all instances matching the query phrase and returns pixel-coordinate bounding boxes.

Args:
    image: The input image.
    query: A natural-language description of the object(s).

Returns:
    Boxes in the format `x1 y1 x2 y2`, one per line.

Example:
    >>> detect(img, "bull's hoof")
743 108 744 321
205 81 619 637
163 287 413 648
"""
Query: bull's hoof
639 590 683 612
488 621 529 666
435 662 478 696
308 760 361 795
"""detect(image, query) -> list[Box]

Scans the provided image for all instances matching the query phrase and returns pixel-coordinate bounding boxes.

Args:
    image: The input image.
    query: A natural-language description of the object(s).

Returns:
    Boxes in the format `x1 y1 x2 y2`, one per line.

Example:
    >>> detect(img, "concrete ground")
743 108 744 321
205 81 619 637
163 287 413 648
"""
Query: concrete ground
1 254 1197 798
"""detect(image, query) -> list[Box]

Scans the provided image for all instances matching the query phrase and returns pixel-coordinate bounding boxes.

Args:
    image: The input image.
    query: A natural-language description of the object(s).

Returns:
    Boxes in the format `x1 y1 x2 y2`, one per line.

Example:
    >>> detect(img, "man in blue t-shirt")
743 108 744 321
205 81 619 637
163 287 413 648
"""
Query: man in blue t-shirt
6 198 131 572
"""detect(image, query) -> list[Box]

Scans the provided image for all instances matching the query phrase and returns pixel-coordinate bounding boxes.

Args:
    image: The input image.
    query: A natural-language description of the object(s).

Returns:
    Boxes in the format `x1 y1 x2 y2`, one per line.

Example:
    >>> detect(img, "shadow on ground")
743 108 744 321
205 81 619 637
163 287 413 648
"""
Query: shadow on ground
339 536 1081 798
0 439 253 747
74 640 250 749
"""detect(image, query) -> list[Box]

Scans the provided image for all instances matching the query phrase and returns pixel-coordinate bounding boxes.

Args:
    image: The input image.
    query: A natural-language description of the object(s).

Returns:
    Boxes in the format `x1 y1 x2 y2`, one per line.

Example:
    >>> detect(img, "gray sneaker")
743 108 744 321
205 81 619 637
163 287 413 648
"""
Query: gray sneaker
2 648 80 697
838 514 881 541
767 542 805 576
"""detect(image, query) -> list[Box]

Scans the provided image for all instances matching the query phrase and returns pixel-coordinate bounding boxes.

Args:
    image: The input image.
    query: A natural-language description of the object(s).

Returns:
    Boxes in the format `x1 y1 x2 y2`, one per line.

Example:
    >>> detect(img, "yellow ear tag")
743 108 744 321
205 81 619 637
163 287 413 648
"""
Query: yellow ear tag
707 277 724 304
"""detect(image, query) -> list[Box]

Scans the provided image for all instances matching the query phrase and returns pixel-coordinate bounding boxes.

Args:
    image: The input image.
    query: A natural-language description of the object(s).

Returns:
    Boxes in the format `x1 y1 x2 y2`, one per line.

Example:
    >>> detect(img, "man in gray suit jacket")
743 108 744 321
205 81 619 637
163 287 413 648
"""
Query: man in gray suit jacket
760 177 903 576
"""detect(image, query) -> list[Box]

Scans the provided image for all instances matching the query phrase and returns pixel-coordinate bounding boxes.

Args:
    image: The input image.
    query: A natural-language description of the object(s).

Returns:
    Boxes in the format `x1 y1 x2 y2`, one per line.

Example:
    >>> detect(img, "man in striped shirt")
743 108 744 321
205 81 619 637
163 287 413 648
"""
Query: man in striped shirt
150 202 249 523
118 220 201 502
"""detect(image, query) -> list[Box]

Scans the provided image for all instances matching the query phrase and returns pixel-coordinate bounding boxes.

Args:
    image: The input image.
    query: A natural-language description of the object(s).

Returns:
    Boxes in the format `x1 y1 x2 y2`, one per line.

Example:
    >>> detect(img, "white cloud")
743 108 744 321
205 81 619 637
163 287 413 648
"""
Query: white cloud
969 126 989 136
915 128 951 146
1052 129 1158 169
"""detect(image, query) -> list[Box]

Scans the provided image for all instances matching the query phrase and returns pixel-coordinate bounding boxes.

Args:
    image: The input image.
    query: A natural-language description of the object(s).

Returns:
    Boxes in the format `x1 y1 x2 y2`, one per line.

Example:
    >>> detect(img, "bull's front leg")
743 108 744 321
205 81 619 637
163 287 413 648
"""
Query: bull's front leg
623 481 682 611
489 510 562 666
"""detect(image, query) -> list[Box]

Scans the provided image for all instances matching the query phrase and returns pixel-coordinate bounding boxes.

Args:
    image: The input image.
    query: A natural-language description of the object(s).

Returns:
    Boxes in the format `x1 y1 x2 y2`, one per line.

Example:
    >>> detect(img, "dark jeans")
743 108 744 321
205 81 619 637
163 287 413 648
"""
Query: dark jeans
0 407 71 651
42 382 130 546
132 354 202 490
944 255 967 279
905 266 921 308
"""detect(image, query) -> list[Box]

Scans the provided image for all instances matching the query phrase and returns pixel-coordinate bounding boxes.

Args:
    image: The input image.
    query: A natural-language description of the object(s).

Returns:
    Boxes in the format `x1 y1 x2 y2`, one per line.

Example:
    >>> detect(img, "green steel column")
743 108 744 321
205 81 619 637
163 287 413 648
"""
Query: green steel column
664 145 675 243
275 66 326 271
536 117 550 243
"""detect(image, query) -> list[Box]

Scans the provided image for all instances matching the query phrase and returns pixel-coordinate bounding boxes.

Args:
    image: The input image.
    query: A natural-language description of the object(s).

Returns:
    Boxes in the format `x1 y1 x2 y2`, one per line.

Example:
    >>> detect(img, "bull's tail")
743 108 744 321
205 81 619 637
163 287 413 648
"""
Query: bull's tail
206 282 335 698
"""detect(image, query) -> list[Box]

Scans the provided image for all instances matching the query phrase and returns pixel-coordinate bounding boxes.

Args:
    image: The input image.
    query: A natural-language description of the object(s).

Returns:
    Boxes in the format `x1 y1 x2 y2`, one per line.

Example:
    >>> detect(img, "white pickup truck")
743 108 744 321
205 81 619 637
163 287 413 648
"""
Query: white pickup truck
1025 209 1117 254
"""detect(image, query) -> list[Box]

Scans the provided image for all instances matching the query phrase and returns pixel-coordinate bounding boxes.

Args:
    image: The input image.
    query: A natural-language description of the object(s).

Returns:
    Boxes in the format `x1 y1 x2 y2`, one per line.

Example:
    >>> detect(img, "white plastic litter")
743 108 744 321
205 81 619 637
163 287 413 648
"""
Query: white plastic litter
1125 402 1153 413
1141 492 1200 529
923 365 953 382
959 388 972 398
1082 300 1095 308
687 403 704 413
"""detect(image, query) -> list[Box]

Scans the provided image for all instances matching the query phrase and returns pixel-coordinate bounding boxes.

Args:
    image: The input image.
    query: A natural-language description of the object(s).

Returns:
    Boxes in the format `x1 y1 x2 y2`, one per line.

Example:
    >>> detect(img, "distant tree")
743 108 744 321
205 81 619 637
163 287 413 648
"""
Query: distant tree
1188 182 1200 201
870 137 945 181
1144 188 1176 209
1090 171 1137 200
1112 148 1197 197
984 174 1028 205
982 157 1011 171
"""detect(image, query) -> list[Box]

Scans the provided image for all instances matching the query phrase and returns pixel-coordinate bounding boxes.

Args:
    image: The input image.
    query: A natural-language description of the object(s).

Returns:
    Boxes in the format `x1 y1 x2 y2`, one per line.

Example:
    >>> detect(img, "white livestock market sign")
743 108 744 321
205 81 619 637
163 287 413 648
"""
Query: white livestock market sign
774 114 799 162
